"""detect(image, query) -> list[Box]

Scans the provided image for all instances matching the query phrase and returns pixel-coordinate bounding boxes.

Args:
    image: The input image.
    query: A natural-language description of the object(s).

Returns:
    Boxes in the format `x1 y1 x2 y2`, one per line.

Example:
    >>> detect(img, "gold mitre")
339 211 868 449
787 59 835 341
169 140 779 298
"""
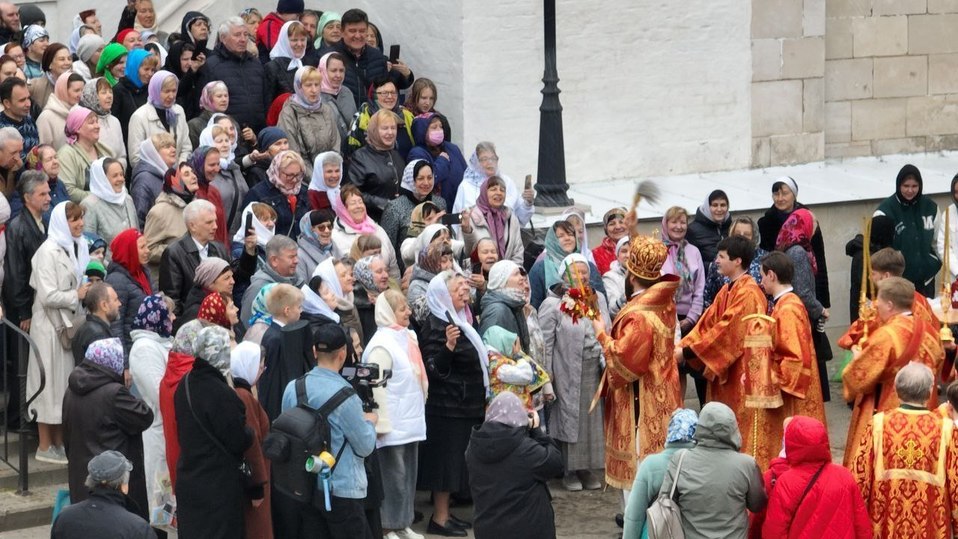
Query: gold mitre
625 231 668 281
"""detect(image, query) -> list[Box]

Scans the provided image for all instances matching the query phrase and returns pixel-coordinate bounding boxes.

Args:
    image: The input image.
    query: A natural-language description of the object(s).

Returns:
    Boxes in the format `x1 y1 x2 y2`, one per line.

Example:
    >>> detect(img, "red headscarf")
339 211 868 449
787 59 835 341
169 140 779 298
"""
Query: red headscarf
110 229 152 293
198 292 231 329
775 208 817 274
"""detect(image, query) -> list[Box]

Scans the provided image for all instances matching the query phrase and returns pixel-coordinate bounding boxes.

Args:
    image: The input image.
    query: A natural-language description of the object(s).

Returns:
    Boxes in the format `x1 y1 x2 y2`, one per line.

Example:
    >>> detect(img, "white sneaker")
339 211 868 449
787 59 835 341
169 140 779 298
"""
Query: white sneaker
35 447 67 465
384 532 401 539
398 528 425 539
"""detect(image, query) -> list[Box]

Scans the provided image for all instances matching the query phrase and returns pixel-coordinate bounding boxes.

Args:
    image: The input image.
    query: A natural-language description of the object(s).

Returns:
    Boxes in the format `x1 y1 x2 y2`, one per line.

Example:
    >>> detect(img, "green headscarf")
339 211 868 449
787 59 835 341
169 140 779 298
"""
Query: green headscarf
483 326 519 359
543 223 578 290
95 43 128 87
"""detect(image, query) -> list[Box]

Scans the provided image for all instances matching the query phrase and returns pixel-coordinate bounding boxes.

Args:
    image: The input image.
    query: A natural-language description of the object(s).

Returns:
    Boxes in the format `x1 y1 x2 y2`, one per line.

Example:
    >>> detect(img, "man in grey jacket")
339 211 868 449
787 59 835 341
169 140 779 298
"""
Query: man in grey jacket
241 234 304 325
658 402 767 539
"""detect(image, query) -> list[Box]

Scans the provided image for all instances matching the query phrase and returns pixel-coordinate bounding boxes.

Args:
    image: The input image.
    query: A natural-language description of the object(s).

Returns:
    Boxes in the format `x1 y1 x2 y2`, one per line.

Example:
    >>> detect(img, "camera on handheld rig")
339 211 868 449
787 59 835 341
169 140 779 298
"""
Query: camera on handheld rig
341 363 392 413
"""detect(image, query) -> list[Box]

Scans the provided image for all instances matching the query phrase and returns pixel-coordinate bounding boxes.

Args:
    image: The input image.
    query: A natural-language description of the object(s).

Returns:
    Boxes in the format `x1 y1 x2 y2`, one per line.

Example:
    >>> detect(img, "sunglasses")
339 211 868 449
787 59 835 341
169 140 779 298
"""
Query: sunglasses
314 223 332 231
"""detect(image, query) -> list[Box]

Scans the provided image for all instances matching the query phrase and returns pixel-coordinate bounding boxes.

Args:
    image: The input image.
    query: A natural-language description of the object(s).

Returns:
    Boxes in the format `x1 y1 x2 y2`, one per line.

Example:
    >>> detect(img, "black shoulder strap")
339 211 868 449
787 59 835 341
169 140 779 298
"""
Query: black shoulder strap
795 463 827 509
317 386 356 416
295 376 308 407
183 372 237 463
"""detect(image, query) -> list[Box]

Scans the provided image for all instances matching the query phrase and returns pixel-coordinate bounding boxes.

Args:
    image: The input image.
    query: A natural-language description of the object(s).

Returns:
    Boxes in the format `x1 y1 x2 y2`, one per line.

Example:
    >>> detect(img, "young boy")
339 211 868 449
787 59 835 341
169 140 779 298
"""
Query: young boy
258 283 305 420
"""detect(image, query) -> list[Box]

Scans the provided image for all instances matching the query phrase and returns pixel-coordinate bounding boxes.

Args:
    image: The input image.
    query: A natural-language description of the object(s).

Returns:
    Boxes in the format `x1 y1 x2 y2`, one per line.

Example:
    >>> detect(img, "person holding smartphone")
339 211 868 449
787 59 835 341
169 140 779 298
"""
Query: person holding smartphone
381 159 447 258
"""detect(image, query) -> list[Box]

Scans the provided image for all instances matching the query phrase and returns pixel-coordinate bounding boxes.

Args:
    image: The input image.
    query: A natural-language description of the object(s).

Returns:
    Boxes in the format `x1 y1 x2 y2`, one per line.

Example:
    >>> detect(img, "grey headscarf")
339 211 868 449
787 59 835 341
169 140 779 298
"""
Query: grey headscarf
172 319 207 355
194 326 232 377
484 391 528 428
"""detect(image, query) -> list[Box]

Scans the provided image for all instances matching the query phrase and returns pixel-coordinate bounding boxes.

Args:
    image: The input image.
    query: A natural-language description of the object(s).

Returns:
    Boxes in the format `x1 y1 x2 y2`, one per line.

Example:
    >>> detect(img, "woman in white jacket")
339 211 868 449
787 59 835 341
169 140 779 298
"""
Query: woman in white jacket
127 70 191 169
37 72 85 149
331 184 399 280
363 290 427 539
936 173 958 284
128 293 176 519
462 177 524 265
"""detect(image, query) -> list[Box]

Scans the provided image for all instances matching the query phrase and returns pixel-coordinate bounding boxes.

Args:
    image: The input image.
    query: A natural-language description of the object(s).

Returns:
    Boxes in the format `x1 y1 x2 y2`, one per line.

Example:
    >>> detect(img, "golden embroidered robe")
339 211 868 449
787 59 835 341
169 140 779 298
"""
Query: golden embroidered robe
839 291 937 350
596 275 681 489
739 292 827 471
680 273 767 431
851 408 958 539
842 314 944 466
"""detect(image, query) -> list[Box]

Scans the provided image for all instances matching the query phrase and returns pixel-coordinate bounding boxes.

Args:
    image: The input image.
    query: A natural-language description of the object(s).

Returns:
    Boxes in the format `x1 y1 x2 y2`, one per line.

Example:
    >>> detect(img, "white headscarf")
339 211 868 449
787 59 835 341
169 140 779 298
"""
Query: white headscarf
486 260 520 291
138 137 170 177
308 151 343 211
201 113 237 169
413 224 447 263
48 201 90 282
89 157 127 205
425 271 490 391
559 253 589 285
269 20 306 71
230 341 262 384
300 258 341 321
401 159 426 194
560 207 596 265
231 202 275 246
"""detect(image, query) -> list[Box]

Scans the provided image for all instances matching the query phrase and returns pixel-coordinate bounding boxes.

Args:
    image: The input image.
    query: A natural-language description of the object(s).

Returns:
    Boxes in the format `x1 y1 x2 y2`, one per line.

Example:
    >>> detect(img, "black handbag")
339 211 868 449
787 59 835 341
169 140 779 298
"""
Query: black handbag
183 372 254 488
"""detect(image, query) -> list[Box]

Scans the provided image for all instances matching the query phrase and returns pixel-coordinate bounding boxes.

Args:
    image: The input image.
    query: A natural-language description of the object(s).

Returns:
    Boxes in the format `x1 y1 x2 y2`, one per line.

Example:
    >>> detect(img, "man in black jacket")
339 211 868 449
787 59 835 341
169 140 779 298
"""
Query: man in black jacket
318 9 414 109
51 450 157 539
159 199 231 315
2 169 46 428
71 282 119 367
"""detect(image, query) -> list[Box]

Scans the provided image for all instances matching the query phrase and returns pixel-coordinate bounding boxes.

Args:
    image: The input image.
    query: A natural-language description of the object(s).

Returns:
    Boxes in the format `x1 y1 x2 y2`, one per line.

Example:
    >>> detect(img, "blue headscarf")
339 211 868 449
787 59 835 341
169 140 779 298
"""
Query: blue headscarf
132 294 173 338
124 49 152 89
666 408 698 444
248 283 277 328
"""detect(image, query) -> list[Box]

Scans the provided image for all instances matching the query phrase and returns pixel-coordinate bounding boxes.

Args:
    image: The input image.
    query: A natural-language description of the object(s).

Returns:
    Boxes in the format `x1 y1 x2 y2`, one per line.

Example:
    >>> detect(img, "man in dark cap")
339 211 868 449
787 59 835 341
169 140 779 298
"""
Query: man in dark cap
51 450 157 539
273 323 378 538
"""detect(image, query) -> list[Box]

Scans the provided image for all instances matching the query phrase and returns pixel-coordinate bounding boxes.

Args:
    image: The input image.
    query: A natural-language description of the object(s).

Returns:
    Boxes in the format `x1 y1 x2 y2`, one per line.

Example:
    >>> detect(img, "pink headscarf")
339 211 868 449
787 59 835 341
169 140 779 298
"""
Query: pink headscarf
199 80 226 113
318 52 340 95
64 106 94 144
53 71 74 104
334 190 378 234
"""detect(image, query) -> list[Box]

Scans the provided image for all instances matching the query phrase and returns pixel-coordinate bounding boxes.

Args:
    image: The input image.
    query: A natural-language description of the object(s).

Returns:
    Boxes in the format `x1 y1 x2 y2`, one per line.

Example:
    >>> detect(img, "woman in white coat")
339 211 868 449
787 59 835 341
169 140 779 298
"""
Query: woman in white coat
363 289 428 538
936 173 958 284
331 184 399 280
128 293 175 519
28 201 92 464
127 70 191 169
81 157 138 250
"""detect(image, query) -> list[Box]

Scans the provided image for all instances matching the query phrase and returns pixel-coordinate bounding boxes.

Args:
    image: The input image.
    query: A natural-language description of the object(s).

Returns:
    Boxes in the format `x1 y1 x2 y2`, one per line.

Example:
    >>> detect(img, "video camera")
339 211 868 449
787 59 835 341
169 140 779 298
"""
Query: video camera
341 363 392 413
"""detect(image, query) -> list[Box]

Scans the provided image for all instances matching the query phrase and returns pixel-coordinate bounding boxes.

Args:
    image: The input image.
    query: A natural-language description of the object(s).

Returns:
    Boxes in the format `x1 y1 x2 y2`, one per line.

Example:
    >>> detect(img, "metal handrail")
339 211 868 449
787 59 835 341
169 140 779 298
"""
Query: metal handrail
1 317 45 495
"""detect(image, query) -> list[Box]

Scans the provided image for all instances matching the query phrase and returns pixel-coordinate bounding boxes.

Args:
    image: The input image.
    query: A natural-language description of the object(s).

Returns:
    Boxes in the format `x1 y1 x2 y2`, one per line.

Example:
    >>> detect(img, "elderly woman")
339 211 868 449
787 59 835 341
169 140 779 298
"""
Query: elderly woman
591 208 629 274
174 326 253 539
407 113 467 210
419 270 489 535
331 185 400 280
29 201 93 464
37 72 85 148
686 189 731 268
80 77 127 170
243 149 310 239
540 253 610 492
382 159 448 256
353 255 392 345
71 33 104 81
158 319 206 490
29 43 73 109
144 163 198 273
128 70 192 169
308 151 344 211
347 108 406 222
661 207 706 336
462 177 524 266
479 260 531 351
63 338 153 519
602 237 630 318
105 229 153 354
408 241 454 325
230 341 273 538
230 202 276 270
190 146 229 246
131 132 177 227
57 106 116 203
128 294 176 522
265 21 314 102
453 141 534 227
529 220 605 310
401 223 465 271
188 80 228 148
318 52 357 143
624 409 699 539
179 257 235 330
296 209 340 282
242 127 289 186
81 157 137 248
363 289 428 539
277 65 341 177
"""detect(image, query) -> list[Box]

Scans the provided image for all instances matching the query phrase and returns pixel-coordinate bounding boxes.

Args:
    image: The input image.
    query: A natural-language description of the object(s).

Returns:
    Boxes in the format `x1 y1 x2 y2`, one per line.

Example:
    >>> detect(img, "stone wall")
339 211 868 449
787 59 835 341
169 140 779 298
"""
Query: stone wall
824 0 958 157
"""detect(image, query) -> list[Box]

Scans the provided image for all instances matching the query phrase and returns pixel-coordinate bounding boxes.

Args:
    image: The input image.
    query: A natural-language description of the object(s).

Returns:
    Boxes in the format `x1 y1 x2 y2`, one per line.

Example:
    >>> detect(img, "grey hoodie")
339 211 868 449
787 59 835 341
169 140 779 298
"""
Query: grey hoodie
658 402 767 539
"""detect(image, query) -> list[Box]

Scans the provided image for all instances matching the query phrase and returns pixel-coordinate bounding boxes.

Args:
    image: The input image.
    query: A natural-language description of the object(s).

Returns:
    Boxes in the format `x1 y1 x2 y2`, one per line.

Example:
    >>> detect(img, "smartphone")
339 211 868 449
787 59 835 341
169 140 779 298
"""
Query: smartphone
525 174 533 190
389 44 400 63
245 214 254 236
441 213 461 226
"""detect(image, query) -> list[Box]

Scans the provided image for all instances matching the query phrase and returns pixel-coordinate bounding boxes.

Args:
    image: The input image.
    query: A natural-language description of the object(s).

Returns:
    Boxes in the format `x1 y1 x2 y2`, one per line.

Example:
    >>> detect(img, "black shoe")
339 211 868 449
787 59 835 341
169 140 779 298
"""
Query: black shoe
448 514 473 529
615 513 624 528
413 510 423 524
427 517 467 537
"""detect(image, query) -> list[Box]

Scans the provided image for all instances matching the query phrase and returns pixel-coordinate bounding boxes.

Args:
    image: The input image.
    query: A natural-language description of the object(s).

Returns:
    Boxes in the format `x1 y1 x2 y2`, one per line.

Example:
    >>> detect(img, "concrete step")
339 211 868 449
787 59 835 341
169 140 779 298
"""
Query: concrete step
0 431 67 493
0 483 61 532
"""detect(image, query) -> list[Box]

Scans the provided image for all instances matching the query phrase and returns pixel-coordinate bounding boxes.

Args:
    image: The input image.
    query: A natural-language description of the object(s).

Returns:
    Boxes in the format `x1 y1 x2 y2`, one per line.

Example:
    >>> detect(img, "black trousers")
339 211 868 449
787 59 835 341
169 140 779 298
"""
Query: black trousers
302 495 374 539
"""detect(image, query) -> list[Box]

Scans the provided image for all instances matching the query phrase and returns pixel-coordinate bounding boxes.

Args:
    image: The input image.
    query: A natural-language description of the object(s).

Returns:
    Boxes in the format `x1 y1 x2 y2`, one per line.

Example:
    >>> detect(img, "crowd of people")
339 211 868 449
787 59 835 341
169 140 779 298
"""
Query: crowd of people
0 2 952 539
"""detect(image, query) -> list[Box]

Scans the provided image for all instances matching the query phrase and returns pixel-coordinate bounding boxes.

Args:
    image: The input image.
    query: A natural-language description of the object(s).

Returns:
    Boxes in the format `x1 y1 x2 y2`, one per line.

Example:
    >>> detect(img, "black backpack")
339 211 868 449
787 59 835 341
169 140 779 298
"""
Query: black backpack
262 377 356 504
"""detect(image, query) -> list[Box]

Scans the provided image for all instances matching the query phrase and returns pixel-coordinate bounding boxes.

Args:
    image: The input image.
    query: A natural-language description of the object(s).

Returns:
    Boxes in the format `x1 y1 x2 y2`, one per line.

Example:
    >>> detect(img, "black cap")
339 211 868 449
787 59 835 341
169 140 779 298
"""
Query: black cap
313 324 347 353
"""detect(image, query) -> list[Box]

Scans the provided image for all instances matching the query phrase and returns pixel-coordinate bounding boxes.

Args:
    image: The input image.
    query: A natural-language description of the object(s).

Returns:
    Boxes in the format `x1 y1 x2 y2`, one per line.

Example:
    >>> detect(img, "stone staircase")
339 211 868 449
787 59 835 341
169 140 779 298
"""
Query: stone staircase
0 432 67 533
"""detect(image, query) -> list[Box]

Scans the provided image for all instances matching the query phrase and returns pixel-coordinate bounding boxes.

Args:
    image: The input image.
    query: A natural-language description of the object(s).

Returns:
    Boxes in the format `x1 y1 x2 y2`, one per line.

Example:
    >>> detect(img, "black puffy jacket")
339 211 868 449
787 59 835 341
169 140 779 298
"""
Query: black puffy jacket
317 41 413 109
2 211 45 322
241 179 309 239
197 43 270 133
52 487 157 539
686 208 731 267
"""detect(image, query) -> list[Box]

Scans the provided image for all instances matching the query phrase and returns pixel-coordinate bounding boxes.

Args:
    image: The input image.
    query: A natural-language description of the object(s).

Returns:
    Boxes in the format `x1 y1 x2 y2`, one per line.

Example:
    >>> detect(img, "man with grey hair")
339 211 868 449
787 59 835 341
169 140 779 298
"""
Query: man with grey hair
0 126 23 173
241 234 303 324
850 361 958 538
51 450 156 538
196 15 269 134
159 199 233 316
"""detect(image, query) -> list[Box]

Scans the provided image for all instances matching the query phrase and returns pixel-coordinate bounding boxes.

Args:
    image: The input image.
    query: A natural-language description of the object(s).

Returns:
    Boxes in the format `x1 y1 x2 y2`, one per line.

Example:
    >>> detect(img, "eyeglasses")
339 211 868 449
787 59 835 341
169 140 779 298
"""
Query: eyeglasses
279 170 300 180
478 156 499 164
376 90 397 97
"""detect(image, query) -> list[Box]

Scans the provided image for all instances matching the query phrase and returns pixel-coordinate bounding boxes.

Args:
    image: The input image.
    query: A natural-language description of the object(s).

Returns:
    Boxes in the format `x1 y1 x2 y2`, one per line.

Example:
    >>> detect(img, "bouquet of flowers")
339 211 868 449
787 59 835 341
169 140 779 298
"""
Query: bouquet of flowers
560 287 599 324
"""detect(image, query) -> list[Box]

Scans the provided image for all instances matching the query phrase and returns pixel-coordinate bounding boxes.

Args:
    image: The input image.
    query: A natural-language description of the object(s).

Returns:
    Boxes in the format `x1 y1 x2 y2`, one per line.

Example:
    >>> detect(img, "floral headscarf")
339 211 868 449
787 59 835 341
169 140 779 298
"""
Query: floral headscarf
267 150 305 197
248 283 277 328
484 391 527 428
198 292 231 329
172 319 205 355
417 242 447 275
80 78 111 116
85 338 125 376
353 255 380 292
132 294 173 338
194 326 232 377
666 408 699 444
775 208 817 274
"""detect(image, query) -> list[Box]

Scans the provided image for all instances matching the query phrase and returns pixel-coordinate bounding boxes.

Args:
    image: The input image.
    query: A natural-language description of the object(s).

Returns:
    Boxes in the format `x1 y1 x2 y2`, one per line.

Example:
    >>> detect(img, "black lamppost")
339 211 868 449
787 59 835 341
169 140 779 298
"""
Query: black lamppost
534 0 572 208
